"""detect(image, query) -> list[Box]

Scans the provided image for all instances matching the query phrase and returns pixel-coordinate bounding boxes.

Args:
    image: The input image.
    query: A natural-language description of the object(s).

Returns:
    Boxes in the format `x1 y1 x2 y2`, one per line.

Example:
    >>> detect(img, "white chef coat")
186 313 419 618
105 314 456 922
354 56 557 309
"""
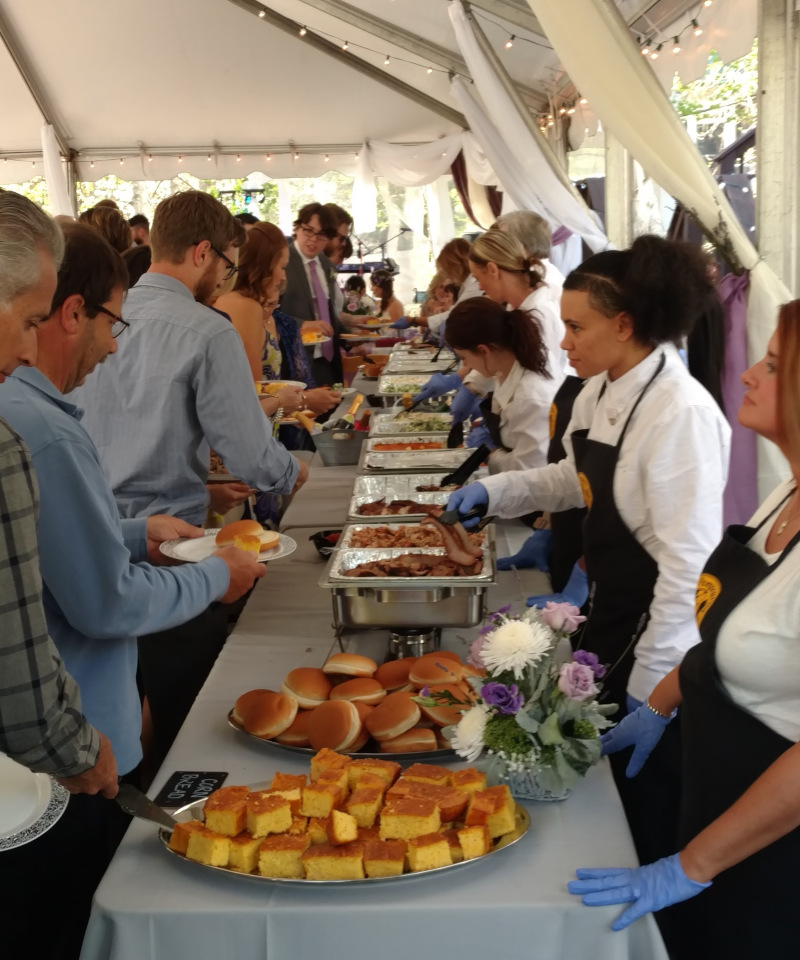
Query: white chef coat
427 274 482 336
479 344 731 701
716 479 800 742
487 359 561 474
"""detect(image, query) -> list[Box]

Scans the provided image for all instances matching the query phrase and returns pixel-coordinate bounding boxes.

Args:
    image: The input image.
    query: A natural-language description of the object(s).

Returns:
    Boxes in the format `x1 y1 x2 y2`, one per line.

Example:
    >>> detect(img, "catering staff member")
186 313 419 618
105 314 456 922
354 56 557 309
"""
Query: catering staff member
447 235 731 870
446 296 555 473
573 300 800 960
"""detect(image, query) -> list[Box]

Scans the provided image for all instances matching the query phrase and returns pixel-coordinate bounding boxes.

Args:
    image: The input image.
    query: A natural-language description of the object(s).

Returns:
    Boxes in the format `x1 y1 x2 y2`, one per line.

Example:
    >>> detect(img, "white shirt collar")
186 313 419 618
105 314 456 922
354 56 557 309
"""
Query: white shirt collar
600 345 670 426
493 359 526 410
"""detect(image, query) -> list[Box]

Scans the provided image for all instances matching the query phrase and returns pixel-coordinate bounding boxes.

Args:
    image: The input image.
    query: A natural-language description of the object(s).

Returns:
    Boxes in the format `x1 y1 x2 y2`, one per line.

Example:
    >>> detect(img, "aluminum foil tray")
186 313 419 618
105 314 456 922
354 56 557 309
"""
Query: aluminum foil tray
384 356 456 375
377 374 431 396
369 411 453 437
326 545 494 584
340 522 487 551
366 435 450 452
352 474 467 498
358 445 474 473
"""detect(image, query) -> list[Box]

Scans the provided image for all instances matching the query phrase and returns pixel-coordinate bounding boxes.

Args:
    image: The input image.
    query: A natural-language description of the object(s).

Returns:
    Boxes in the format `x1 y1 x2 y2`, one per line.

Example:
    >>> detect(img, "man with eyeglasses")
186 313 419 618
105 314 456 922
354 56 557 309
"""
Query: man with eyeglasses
281 201 343 386
76 190 308 765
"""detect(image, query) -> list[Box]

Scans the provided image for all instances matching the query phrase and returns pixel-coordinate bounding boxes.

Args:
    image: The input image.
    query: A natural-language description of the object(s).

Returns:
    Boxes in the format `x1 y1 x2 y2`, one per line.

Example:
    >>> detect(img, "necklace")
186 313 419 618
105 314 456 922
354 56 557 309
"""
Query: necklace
776 493 800 535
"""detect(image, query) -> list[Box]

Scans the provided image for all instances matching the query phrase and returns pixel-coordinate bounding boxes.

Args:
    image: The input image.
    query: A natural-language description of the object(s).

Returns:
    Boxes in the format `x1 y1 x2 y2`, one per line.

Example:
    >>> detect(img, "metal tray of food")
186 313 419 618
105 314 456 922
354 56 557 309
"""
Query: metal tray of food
348 475 468 523
366 435 449 453
348 491 449 523
358 445 475 474
377 374 432 396
159 781 530 884
326 542 494 585
369 411 453 437
384 356 456 375
340 522 487 551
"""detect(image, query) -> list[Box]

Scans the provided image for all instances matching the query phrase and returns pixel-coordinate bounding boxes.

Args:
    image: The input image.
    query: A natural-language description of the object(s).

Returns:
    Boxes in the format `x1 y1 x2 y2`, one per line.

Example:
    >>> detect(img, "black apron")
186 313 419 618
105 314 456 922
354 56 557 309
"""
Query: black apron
673 504 800 960
547 376 586 592
478 393 512 452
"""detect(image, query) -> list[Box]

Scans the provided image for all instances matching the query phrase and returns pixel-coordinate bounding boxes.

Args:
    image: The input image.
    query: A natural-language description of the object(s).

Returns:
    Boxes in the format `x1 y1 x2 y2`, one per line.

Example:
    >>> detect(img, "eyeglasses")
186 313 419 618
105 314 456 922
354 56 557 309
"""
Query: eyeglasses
92 305 130 338
299 224 335 242
194 241 239 281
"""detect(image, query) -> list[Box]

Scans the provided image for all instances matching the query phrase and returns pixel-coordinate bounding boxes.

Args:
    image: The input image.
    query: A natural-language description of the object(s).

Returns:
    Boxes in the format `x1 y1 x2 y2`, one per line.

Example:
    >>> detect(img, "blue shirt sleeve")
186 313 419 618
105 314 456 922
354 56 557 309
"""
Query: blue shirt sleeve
120 517 148 563
193 326 299 494
33 436 229 639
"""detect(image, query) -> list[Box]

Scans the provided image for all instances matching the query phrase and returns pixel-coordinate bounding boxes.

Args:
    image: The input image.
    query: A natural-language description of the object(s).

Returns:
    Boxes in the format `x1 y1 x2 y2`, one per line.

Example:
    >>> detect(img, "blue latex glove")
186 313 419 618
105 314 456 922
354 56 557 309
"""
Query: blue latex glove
526 561 588 609
599 702 673 777
449 384 482 424
389 316 412 329
568 853 711 931
497 530 552 572
446 482 489 527
626 695 643 715
416 371 462 403
466 423 495 450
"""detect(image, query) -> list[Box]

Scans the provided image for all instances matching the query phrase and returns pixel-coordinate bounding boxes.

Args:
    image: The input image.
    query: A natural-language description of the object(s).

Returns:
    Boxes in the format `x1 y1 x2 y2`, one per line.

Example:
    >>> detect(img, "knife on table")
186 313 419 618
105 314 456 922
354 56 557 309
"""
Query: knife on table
438 443 491 488
115 783 178 830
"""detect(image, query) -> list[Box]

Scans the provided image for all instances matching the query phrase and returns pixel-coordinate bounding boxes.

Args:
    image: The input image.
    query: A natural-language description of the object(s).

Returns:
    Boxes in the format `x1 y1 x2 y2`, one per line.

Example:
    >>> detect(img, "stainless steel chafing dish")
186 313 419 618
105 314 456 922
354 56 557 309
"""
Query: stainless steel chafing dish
339 521 487 551
369 411 453 437
357 445 475 474
348 474 471 523
384 355 456 375
365 435 450 452
377 374 431 396
319 528 496 629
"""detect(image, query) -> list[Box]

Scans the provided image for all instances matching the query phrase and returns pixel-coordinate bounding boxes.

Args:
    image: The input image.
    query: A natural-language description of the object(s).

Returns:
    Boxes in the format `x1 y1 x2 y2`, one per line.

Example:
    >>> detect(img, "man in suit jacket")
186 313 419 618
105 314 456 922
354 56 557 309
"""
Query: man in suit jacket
280 202 342 386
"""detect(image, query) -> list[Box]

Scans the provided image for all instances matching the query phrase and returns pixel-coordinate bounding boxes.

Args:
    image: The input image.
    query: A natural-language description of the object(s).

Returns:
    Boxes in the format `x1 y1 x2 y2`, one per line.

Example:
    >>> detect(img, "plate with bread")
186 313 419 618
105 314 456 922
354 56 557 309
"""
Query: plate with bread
228 650 481 760
160 751 529 883
160 521 297 564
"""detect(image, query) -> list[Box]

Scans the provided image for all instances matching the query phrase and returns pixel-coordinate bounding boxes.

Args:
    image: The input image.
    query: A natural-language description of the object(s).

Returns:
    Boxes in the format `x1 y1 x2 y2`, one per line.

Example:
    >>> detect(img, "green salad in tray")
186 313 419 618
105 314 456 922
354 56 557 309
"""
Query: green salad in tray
393 414 452 432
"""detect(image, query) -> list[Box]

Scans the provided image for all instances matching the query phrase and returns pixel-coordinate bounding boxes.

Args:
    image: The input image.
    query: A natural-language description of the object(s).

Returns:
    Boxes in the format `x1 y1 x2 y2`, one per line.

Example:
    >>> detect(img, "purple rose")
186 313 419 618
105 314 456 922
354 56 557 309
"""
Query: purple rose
558 662 600 701
572 649 606 679
468 634 487 669
538 601 586 634
481 682 524 715
420 686 430 698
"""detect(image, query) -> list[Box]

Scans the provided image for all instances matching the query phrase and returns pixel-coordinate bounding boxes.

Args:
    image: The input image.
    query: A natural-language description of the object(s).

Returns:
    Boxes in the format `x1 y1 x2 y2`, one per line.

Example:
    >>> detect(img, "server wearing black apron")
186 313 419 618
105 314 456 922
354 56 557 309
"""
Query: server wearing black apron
568 305 800 955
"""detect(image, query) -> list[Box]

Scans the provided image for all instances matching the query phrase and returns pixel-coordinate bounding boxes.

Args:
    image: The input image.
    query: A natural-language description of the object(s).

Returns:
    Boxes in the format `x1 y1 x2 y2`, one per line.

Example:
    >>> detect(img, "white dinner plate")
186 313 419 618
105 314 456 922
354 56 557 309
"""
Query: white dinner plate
159 530 297 564
259 380 307 391
301 336 332 346
0 753 69 851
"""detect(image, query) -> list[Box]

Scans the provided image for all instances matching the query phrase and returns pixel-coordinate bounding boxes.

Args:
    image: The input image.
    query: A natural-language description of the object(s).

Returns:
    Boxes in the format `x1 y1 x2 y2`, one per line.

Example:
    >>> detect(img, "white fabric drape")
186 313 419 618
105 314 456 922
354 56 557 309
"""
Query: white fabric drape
525 0 791 498
448 2 609 256
424 177 456 254
40 124 74 217
352 148 378 233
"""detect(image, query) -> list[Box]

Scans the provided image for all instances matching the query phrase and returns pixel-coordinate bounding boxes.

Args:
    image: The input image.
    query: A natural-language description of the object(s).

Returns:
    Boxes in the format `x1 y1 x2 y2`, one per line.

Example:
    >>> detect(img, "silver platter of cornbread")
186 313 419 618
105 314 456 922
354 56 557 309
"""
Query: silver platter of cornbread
158 780 530 884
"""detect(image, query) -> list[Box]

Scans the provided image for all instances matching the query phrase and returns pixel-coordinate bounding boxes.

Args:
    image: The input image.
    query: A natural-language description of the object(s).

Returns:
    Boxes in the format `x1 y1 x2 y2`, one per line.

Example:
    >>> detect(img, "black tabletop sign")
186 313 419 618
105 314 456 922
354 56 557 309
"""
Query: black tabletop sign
152 771 229 808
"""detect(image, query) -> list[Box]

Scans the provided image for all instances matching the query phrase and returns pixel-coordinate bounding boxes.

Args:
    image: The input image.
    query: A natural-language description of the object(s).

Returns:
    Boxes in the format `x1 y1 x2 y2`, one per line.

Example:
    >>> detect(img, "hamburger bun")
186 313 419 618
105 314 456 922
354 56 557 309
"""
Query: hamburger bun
380 728 437 753
419 683 471 727
233 534 261 556
409 657 463 689
418 650 462 665
274 708 314 746
308 700 362 752
353 701 374 724
349 727 371 752
365 690 421 741
330 678 386 706
216 520 280 551
322 653 377 677
281 668 332 709
374 658 416 692
233 688 298 738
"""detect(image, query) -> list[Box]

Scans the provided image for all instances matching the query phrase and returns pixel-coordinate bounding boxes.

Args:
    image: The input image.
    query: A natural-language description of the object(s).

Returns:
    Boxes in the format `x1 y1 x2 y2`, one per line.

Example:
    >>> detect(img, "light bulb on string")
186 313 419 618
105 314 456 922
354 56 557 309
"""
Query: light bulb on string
236 154 241 162
579 95 587 105
207 153 212 162
258 9 265 17
650 44 662 60
427 67 432 74
384 54 390 65
342 40 349 51
672 37 681 54
299 25 307 36
567 105 576 115
294 151 299 160
266 153 272 161
703 0 712 7
119 158 124 165
559 107 567 116
178 155 183 163
90 160 95 168
324 154 329 162
505 35 514 49
641 44 650 56
692 19 702 36
147 154 153 162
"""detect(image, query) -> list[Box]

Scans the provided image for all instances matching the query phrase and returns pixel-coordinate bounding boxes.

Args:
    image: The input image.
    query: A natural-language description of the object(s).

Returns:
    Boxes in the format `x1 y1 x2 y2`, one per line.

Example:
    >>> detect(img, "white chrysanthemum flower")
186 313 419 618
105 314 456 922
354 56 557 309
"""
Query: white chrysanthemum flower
451 703 489 761
481 618 553 678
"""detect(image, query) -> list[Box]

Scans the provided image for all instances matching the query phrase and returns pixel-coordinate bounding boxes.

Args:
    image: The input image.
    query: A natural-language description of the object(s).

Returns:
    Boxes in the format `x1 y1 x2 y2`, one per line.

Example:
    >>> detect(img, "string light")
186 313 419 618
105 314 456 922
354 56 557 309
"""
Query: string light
258 9 265 17
427 67 432 74
342 40 349 51
579 96 588 105
638 5 713 57
559 107 567 116
299 25 307 36
147 154 153 162
692 19 703 36
236 153 241 162
178 155 183 163
294 151 299 159
672 37 681 53
703 0 712 6
567 105 576 115
324 154 329 162
119 158 125 165
207 153 212 161
266 153 272 161
505 35 515 49
384 54 390 64
90 160 95 168
641 41 651 56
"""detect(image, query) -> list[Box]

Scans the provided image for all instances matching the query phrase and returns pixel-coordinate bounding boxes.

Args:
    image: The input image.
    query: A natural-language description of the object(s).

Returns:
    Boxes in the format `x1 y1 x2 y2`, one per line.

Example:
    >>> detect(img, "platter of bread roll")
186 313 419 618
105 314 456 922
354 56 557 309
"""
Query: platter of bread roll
161 749 529 883
228 651 481 760
160 521 297 564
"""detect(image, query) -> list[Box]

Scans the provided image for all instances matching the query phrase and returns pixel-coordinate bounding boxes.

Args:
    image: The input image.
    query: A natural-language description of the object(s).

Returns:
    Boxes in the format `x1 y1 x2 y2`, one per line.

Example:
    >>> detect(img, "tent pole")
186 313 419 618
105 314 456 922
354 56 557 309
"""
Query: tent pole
605 132 634 249
224 0 467 129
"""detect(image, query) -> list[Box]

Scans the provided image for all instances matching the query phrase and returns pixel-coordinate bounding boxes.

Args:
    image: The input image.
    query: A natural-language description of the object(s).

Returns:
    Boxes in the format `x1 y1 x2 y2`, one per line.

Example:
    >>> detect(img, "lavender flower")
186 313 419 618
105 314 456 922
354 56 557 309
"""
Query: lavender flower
572 650 606 679
468 634 487 669
481 682 524 715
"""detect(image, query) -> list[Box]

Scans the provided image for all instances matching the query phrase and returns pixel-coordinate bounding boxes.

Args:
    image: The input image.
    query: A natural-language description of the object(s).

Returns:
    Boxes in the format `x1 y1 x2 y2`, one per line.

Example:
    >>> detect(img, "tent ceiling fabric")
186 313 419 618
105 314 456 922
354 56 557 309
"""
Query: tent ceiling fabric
0 0 756 186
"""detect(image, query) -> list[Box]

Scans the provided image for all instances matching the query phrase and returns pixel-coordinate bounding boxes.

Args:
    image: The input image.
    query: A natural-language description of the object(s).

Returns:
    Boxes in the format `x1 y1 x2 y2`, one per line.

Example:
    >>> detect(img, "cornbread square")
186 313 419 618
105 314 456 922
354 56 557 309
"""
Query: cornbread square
327 809 359 845
385 779 412 800
458 824 491 859
482 785 517 838
270 772 307 791
228 832 263 873
168 820 205 854
407 833 452 872
265 787 302 816
185 827 230 867
345 787 383 828
288 816 309 835
363 839 407 877
464 791 495 827
258 834 311 878
300 782 340 818
317 767 349 803
403 782 468 822
247 791 293 837
379 797 441 840
346 758 401 789
307 817 330 844
203 786 250 837
451 768 487 795
302 841 365 880
401 763 451 786
357 825 381 843
442 829 464 863
310 748 351 781
351 771 387 793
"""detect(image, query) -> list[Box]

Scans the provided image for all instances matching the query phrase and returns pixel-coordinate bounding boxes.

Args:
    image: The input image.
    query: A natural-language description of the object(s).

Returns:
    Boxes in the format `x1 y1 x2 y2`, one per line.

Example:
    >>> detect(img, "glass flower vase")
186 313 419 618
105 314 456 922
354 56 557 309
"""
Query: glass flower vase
508 768 572 802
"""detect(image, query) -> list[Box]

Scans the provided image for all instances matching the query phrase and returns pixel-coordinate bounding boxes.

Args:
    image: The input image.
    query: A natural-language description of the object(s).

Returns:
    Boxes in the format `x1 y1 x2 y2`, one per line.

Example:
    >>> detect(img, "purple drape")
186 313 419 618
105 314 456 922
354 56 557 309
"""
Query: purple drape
718 271 758 526
450 152 483 229
486 184 503 219
552 226 574 246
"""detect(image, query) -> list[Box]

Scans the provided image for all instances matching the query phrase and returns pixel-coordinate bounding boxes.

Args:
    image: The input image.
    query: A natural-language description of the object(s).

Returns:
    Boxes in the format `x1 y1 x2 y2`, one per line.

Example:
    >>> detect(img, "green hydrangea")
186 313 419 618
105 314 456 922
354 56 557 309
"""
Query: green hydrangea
483 714 534 758
569 719 598 740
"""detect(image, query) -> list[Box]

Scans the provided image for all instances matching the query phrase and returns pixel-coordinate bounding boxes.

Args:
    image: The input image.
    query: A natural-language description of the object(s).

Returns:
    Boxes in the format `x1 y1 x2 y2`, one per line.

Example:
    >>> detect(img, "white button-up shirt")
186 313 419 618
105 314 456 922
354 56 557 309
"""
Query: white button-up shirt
480 344 731 700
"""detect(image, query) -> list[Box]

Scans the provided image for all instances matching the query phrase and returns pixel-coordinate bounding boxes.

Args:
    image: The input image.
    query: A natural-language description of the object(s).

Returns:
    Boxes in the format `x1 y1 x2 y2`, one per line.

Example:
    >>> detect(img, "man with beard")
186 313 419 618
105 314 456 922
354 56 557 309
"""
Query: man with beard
78 190 307 764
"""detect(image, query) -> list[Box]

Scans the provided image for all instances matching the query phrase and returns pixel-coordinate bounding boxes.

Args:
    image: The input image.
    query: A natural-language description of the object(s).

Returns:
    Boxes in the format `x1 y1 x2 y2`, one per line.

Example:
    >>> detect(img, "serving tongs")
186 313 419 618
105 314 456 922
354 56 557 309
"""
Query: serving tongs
439 443 491 488
436 500 493 533
115 783 178 830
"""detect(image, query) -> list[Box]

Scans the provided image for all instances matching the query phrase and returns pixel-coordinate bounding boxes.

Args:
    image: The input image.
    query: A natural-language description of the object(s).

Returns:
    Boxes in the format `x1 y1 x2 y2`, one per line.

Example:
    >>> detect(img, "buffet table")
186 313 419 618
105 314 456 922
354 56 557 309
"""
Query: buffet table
80 461 668 960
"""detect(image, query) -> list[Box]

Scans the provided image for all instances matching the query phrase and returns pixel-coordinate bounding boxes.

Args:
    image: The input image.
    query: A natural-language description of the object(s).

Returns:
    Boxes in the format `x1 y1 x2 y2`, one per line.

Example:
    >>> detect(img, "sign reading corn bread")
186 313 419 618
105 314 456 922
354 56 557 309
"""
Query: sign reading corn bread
161 749 529 883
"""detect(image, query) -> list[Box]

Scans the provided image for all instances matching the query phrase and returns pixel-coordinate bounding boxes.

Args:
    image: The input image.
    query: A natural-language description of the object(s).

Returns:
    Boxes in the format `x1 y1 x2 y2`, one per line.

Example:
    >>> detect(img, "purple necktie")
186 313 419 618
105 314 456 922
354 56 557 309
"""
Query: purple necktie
308 259 334 361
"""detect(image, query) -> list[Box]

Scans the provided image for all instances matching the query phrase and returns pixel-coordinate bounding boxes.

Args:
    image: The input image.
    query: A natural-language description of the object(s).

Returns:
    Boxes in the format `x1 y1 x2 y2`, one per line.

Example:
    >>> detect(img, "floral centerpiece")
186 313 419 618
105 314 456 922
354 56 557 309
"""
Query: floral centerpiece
343 291 376 317
415 603 616 800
